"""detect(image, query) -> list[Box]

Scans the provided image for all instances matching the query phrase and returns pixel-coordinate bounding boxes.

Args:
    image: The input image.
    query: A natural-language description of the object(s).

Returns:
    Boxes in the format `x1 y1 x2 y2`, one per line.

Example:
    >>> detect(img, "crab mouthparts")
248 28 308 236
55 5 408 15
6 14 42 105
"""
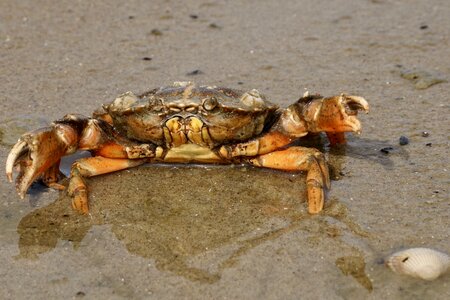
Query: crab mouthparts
163 116 213 147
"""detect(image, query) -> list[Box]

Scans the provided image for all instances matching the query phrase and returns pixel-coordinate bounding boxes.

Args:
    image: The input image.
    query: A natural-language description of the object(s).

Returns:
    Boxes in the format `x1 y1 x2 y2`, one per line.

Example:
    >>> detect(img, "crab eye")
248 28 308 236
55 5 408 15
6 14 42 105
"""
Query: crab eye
203 97 218 111
149 97 165 112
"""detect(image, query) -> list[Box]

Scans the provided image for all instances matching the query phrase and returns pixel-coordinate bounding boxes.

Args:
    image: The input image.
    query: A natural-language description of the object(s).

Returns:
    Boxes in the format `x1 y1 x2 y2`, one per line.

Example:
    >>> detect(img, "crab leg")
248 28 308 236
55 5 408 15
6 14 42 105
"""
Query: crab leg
247 147 330 214
68 157 147 214
41 159 65 190
219 131 293 159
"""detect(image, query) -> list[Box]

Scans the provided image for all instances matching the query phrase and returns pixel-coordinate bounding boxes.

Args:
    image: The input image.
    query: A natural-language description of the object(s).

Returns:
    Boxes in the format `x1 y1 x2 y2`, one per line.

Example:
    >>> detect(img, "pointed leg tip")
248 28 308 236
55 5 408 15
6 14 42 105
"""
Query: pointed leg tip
71 193 89 215
308 203 323 214
307 191 324 214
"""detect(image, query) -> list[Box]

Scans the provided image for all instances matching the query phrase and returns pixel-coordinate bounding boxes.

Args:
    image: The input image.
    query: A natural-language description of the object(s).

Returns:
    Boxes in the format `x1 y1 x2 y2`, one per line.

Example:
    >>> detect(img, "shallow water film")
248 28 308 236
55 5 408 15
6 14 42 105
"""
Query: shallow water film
1 0 449 299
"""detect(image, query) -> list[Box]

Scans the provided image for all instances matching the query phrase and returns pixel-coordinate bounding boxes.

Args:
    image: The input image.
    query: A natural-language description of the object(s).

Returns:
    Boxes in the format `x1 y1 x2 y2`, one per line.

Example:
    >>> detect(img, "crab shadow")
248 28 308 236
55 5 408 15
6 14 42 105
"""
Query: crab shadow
298 134 409 172
16 165 371 284
329 137 409 170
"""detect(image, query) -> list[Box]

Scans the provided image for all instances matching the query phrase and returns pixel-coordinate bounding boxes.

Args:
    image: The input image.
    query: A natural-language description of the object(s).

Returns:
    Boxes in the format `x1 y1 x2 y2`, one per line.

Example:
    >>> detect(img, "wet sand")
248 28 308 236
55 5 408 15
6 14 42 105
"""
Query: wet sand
0 0 449 299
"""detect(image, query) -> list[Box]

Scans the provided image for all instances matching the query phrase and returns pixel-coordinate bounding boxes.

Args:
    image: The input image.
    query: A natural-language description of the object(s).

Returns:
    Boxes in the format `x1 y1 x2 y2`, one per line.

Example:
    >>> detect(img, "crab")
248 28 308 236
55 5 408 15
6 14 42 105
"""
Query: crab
6 82 369 214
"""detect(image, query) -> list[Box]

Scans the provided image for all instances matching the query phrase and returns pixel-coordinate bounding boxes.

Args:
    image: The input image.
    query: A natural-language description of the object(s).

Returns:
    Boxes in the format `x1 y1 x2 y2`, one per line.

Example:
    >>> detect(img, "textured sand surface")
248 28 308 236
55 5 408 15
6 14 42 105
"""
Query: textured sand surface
0 0 449 299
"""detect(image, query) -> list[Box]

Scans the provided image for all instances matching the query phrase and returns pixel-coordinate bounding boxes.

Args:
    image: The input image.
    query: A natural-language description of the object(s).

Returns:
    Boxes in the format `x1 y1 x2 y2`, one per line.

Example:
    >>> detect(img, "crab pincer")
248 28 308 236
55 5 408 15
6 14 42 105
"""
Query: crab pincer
6 124 78 198
300 94 369 144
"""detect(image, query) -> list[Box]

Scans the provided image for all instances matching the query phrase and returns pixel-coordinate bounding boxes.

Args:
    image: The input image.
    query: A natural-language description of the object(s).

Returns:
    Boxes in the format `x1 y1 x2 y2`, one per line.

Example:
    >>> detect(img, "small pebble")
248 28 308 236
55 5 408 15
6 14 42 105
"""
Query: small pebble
209 23 221 29
399 136 409 145
380 147 394 154
150 29 163 36
422 131 429 137
186 69 204 76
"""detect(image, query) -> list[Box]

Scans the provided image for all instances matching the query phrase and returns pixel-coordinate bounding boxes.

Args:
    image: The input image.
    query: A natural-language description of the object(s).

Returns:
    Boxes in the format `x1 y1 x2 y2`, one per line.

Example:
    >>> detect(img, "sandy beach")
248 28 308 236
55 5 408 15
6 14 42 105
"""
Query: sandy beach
0 0 449 299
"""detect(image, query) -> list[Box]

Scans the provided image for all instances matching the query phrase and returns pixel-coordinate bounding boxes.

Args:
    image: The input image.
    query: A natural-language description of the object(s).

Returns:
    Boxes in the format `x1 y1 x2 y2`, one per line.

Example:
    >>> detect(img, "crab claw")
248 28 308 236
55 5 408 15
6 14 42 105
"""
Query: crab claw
337 94 369 134
342 94 369 114
5 125 78 198
304 94 369 134
6 140 27 183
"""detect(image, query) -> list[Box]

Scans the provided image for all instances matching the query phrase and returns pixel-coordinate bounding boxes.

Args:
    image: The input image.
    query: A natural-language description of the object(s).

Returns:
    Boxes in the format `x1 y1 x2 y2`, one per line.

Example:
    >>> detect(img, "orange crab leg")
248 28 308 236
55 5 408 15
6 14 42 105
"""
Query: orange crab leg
41 159 65 190
93 142 129 158
220 131 293 159
247 147 330 214
68 157 147 214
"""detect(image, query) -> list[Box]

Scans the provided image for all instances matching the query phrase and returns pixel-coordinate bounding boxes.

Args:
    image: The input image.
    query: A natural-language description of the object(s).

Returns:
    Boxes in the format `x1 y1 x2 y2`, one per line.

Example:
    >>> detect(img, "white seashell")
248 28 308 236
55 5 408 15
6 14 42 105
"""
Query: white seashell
386 247 450 280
